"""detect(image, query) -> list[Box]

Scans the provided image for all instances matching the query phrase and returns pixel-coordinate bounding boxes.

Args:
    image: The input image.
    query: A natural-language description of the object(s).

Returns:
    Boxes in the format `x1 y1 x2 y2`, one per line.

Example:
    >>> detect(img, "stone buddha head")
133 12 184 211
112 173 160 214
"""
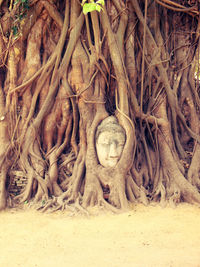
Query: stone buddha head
95 116 126 168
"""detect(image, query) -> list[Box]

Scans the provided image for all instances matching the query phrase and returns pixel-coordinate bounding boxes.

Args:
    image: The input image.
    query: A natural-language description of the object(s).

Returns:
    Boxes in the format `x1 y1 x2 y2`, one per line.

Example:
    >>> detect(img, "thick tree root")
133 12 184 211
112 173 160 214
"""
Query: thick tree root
0 163 10 210
37 196 90 215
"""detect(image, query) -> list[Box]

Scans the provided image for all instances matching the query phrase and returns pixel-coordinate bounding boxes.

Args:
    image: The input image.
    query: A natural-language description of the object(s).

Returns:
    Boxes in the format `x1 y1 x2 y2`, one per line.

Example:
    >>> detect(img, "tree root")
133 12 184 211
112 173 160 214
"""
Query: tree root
0 162 11 210
37 195 90 216
187 144 200 189
126 174 148 205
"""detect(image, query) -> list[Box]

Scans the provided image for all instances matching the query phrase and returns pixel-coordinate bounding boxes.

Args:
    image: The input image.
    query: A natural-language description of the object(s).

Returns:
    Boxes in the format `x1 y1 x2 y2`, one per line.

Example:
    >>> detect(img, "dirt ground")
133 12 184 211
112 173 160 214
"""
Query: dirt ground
0 203 200 267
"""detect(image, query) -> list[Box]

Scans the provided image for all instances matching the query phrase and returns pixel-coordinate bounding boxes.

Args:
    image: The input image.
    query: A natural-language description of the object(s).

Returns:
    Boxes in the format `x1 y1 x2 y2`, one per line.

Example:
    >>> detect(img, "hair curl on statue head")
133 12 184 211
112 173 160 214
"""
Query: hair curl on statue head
95 116 126 141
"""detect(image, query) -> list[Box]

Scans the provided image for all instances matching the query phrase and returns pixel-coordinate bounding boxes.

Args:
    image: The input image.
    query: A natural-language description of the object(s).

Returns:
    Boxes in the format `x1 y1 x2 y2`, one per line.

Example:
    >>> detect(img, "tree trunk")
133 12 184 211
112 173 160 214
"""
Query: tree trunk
0 0 200 212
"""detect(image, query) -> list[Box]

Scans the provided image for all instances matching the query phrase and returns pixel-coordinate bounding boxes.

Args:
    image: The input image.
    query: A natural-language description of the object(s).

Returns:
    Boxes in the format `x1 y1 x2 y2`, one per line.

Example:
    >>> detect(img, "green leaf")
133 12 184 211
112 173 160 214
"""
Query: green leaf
12 25 18 36
82 3 96 14
81 0 88 6
19 14 23 20
95 4 102 12
14 0 20 4
82 2 103 14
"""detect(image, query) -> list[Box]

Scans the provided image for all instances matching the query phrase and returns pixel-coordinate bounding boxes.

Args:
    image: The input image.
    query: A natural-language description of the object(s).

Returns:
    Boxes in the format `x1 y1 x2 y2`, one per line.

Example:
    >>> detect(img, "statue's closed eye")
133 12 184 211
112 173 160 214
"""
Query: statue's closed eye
118 143 124 147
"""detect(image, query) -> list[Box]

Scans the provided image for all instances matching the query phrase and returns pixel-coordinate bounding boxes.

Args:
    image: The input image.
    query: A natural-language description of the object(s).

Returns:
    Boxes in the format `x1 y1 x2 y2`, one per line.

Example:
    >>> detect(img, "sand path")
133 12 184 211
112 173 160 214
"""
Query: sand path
0 203 200 267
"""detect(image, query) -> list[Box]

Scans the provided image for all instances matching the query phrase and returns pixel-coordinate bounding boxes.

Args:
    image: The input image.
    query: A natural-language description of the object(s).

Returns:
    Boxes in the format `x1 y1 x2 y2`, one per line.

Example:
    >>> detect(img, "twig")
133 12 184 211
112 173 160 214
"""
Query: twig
155 0 199 15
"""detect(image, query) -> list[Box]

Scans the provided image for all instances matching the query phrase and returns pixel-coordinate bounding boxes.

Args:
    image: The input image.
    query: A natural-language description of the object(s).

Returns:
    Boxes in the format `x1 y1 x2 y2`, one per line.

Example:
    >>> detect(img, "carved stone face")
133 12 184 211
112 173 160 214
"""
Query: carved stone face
95 117 126 168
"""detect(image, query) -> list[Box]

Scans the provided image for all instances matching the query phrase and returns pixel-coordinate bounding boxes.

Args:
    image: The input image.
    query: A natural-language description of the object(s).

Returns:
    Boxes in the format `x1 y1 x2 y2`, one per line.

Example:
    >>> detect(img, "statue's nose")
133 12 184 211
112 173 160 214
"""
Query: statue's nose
109 142 118 158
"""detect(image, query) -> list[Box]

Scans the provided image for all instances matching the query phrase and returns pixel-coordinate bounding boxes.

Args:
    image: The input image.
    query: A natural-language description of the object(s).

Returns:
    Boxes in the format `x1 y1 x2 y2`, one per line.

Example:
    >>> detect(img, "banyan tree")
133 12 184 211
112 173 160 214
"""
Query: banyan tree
0 0 200 212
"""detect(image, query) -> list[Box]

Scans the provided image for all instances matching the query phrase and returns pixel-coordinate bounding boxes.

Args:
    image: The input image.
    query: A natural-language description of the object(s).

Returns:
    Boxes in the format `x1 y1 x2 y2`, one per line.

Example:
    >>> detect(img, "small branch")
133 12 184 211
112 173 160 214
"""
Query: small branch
41 1 63 28
140 0 147 115
90 11 100 55
155 0 198 16
34 12 84 130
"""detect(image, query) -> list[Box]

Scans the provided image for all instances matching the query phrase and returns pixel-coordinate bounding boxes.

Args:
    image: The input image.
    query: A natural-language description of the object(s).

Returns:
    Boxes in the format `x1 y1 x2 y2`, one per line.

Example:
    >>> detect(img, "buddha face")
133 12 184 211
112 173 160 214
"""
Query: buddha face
95 117 126 168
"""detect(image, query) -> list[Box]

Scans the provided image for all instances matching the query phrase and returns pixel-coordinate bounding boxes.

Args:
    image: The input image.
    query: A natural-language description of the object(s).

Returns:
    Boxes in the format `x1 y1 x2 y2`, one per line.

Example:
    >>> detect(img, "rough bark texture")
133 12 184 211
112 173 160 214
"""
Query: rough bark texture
0 0 200 212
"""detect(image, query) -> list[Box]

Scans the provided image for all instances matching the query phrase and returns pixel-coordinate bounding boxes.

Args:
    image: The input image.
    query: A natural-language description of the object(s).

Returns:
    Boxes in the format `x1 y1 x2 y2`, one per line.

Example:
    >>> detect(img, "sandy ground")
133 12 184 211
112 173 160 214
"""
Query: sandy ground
0 203 200 267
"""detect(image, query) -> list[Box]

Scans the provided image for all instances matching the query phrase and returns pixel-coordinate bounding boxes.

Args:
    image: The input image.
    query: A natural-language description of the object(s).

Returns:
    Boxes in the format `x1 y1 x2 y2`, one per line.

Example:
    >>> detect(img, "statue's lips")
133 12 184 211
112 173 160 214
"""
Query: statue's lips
104 158 119 167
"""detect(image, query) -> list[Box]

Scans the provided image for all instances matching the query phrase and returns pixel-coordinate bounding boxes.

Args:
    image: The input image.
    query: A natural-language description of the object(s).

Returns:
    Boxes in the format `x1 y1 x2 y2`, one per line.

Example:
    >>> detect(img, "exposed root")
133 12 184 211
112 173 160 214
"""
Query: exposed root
0 161 11 210
152 169 167 206
187 144 200 189
1 0 200 214
126 174 148 205
37 195 90 216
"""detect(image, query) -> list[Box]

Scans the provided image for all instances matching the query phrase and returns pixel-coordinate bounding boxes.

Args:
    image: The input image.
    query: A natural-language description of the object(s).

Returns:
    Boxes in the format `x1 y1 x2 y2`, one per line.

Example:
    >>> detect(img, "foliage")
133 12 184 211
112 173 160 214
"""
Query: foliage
12 0 29 37
81 0 104 14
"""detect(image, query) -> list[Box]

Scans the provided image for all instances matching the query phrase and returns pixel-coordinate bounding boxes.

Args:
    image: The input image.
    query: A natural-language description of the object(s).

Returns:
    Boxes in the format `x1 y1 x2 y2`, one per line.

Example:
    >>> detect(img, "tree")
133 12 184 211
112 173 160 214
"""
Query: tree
0 0 200 212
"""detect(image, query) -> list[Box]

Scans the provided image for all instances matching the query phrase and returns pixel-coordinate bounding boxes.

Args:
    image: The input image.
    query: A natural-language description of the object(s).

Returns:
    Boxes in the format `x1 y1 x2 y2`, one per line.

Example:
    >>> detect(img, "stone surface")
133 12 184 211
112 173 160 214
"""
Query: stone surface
95 116 126 168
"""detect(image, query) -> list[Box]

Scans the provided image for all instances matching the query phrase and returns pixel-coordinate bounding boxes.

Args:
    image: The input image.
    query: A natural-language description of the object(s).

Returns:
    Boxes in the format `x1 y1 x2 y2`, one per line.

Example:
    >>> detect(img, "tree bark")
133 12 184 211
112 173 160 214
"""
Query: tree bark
0 0 200 212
